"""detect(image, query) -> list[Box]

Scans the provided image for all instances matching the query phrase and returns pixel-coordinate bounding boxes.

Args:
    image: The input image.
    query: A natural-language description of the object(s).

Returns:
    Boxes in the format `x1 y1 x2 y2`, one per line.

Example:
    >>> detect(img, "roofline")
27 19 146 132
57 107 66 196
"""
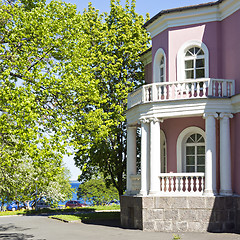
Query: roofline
139 47 152 57
143 0 224 29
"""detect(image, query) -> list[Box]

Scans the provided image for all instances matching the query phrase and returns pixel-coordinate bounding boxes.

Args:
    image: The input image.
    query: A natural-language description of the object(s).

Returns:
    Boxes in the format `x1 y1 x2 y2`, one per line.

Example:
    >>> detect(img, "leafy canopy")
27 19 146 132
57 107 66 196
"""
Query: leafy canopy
0 0 90 203
73 0 150 195
77 178 119 205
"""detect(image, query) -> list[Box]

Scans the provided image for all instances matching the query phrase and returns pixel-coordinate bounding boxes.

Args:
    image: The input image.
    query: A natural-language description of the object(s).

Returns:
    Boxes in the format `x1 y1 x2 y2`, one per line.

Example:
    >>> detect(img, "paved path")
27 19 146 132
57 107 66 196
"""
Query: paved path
0 215 239 240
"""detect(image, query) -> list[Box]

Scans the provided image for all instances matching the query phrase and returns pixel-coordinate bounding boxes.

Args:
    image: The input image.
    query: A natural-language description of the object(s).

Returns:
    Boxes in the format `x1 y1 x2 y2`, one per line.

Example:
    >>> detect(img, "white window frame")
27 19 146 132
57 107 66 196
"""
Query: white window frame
177 40 209 82
184 133 205 173
153 48 166 83
176 126 205 173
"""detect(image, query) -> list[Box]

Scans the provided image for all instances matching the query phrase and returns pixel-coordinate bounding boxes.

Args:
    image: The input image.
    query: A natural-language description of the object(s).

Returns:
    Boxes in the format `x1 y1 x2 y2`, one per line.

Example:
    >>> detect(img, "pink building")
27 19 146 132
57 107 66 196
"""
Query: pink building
121 0 240 232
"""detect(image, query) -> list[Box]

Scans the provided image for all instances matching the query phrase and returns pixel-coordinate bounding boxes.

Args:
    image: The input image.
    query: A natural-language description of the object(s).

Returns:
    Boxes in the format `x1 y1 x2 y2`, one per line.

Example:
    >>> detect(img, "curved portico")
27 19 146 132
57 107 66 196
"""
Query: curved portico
126 80 235 197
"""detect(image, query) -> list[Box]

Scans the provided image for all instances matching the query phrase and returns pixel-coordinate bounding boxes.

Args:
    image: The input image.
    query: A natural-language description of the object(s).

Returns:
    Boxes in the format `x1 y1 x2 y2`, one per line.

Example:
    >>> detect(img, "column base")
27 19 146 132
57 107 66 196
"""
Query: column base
138 190 148 196
220 190 232 196
203 189 217 196
148 190 160 196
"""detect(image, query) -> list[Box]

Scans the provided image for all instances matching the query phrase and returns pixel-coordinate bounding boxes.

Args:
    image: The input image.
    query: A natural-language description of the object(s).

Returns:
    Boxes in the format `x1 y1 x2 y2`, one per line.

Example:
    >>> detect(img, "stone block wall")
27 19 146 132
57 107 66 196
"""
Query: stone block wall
120 195 240 232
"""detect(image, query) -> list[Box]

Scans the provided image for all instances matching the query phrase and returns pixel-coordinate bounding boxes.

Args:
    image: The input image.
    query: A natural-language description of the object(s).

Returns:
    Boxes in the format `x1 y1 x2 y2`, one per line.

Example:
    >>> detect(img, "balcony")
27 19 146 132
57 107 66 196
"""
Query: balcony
127 78 235 109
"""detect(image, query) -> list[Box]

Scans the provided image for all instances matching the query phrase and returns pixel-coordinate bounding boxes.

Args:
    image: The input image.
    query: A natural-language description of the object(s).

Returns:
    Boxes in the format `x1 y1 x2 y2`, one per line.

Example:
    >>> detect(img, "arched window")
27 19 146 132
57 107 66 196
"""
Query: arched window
185 133 205 172
184 47 205 80
153 48 166 83
177 40 209 82
176 126 205 173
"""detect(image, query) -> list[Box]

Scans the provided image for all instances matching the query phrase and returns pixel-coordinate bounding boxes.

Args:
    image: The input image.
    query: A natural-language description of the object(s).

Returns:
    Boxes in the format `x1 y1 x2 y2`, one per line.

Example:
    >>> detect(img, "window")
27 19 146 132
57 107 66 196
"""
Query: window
185 133 205 172
184 47 205 80
177 126 205 173
160 56 165 82
153 48 166 83
177 40 209 82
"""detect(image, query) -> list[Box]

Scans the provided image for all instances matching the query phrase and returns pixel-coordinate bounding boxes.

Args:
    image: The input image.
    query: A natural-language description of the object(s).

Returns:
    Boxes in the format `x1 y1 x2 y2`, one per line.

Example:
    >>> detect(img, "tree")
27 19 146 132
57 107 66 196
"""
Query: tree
73 0 150 195
0 0 150 200
0 0 89 204
77 178 119 205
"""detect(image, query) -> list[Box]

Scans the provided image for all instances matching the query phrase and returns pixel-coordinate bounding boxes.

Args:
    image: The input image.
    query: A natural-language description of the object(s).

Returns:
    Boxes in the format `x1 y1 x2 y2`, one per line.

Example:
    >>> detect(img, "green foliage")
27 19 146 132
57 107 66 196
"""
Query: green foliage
173 234 181 240
77 178 119 205
0 0 150 201
73 0 150 195
0 0 80 204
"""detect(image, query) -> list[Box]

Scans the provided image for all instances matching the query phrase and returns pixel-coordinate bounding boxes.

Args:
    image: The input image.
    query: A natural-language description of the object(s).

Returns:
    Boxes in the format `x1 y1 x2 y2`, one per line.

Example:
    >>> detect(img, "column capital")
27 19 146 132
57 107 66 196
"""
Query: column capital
203 112 218 119
219 112 233 119
149 117 163 123
139 117 150 124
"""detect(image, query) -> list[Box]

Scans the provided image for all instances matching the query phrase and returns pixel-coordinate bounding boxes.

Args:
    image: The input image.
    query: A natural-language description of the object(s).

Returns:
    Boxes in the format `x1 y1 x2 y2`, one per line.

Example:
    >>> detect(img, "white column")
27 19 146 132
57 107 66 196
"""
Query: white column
149 118 161 195
139 119 149 196
203 113 218 196
126 125 137 195
219 113 233 196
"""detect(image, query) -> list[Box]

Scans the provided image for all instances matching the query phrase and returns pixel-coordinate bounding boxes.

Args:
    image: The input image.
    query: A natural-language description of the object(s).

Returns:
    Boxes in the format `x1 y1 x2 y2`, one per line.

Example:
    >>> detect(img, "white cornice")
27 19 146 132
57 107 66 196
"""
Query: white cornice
141 50 152 66
231 94 240 112
126 98 235 125
147 0 240 38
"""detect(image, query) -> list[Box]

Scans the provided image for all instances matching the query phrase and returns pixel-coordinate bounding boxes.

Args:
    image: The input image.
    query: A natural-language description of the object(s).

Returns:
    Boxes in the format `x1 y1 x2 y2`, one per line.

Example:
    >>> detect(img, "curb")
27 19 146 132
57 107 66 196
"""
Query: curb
50 216 82 223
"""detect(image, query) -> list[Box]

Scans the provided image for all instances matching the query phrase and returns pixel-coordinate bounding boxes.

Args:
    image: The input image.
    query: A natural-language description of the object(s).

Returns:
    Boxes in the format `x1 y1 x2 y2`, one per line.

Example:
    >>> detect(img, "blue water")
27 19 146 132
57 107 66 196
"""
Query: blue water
59 181 80 205
59 181 92 206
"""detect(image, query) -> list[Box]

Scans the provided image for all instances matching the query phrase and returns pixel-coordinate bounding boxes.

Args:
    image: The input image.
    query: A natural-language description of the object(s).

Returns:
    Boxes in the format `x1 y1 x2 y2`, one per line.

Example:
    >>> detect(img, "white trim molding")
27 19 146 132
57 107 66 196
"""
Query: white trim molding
141 50 152 66
177 40 209 82
146 0 240 38
177 126 205 173
153 48 166 83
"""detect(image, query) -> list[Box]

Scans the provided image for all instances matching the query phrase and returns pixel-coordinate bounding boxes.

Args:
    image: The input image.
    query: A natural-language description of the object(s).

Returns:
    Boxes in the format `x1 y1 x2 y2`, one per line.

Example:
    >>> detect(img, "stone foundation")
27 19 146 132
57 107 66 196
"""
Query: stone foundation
120 195 240 232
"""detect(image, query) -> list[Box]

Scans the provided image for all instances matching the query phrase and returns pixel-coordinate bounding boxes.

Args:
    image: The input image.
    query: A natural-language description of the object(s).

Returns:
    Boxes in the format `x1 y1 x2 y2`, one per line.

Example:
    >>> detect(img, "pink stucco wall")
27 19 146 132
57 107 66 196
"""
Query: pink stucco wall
168 21 221 82
221 9 240 94
144 63 152 84
151 29 169 83
161 117 205 172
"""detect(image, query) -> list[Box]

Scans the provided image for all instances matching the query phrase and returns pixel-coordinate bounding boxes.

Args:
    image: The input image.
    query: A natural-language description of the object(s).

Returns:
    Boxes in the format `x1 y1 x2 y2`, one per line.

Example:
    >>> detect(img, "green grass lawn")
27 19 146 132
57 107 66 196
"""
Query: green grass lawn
0 205 120 217
50 212 120 222
0 209 26 216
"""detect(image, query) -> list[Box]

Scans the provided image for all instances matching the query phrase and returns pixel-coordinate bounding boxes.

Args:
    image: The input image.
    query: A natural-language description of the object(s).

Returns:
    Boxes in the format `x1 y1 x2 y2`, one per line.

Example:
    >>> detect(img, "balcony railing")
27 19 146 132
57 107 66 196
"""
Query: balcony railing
127 78 235 109
159 173 205 196
129 173 205 196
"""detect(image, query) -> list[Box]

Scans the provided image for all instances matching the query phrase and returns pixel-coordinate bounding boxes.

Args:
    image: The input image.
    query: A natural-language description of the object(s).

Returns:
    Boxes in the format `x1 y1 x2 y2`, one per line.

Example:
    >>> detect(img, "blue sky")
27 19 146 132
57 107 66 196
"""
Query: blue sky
61 0 213 180
61 0 212 18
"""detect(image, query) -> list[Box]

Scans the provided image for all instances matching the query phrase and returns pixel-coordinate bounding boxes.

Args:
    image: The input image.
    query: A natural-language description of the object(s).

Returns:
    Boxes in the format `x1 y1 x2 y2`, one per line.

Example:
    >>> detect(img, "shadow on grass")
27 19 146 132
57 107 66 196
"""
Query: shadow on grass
24 207 95 216
81 219 121 228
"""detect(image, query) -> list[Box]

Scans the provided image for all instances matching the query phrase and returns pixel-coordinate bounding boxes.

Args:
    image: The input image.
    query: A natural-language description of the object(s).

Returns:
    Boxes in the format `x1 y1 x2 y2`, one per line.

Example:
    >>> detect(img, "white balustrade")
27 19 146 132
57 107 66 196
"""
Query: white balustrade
127 78 235 109
159 173 205 196
129 173 205 196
